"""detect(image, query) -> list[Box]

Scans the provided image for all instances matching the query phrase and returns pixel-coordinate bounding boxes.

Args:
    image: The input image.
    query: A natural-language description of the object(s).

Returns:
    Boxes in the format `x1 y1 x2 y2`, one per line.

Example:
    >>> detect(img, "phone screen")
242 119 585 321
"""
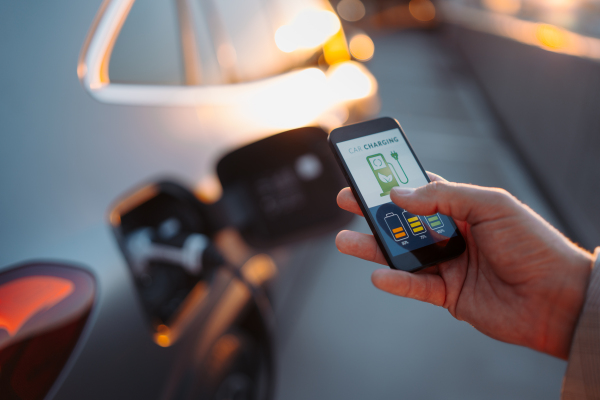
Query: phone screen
336 128 460 258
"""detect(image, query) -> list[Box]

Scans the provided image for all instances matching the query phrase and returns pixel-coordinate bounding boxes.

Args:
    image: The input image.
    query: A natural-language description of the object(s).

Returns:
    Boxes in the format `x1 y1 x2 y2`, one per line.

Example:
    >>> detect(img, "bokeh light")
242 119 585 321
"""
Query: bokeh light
247 68 329 129
349 34 375 61
328 61 376 101
154 324 171 347
323 29 351 65
336 0 366 22
409 0 436 22
189 62 376 134
275 9 341 53
536 23 567 49
441 1 600 61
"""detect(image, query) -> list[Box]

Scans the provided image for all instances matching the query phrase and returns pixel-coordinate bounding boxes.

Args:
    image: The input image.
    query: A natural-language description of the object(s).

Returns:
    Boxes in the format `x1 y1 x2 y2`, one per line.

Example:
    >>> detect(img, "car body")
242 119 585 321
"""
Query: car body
0 0 377 398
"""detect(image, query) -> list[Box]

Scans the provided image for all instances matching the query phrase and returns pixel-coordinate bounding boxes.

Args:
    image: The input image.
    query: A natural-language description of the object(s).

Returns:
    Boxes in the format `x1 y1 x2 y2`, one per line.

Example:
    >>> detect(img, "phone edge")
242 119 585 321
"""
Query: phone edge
328 125 398 270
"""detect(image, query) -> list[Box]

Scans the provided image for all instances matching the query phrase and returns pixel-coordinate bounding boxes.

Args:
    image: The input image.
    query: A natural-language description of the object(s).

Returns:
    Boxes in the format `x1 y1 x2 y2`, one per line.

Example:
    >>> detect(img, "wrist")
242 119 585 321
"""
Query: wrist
545 248 595 359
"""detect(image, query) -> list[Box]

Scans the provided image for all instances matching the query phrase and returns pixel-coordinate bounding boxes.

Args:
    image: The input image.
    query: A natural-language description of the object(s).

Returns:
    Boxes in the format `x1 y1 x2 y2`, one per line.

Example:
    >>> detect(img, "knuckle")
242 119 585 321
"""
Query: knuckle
489 188 516 207
422 181 457 204
425 180 455 193
425 181 437 194
423 180 442 194
493 187 510 199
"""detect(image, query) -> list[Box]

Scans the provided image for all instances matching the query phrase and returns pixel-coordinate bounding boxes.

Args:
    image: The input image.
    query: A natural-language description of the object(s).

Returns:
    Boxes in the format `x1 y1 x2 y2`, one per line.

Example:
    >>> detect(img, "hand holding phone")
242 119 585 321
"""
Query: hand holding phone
331 117 594 360
329 117 466 272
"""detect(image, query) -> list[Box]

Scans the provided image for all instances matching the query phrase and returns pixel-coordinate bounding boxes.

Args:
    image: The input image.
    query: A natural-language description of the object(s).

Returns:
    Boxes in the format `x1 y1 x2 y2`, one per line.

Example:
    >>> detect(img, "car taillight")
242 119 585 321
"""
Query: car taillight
0 263 95 400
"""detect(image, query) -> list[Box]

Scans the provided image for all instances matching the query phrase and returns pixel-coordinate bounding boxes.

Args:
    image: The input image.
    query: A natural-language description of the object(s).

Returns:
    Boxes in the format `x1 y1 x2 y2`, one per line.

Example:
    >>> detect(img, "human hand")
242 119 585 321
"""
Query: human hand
336 172 594 359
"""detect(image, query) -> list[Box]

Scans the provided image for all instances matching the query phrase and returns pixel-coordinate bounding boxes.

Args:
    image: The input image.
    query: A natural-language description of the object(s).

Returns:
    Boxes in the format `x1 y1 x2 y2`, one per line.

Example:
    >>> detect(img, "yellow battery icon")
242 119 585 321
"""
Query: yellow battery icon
384 212 408 242
425 214 444 230
402 211 426 236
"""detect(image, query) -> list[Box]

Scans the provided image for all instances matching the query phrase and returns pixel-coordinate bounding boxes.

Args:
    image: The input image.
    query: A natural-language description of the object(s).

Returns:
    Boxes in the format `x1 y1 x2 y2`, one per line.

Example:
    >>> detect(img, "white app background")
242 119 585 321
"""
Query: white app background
336 129 428 208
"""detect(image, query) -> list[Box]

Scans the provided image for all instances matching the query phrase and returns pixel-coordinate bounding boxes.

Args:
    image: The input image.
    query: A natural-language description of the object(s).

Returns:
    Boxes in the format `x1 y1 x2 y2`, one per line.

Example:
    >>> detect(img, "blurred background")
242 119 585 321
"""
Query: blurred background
1 0 599 399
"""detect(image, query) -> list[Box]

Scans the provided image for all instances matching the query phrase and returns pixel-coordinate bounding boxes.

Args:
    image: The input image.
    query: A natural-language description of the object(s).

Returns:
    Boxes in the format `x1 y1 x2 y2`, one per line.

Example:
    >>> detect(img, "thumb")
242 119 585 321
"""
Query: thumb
390 181 516 225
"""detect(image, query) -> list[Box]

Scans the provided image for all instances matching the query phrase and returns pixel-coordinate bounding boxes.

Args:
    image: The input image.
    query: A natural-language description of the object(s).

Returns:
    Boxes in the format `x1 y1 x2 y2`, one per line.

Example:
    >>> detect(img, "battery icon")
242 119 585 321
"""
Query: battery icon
402 211 426 236
384 212 408 242
425 214 444 230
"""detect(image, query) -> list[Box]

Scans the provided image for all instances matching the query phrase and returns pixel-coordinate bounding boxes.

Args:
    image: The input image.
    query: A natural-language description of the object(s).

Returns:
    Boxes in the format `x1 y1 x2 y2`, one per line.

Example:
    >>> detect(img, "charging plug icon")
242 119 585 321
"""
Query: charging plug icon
390 151 409 184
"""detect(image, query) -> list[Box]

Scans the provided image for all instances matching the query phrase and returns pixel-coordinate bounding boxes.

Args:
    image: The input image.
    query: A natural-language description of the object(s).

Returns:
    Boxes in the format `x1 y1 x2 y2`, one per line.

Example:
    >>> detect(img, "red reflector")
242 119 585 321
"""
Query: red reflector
0 263 95 400
0 276 74 337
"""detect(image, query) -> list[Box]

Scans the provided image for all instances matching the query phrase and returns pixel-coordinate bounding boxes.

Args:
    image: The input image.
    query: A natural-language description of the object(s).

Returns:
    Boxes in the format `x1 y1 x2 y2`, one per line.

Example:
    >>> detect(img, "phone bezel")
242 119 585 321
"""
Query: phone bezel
328 117 466 272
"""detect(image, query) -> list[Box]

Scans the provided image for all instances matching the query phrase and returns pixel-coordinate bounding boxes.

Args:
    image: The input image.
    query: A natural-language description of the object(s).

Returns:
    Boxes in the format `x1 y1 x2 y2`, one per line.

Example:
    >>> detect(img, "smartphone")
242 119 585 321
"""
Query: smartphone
328 117 466 272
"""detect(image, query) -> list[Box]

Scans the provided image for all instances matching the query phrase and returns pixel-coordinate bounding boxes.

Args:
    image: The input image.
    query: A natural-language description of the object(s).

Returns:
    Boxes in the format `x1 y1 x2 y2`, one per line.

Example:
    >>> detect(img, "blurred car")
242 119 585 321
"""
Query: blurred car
0 0 378 399
79 0 379 136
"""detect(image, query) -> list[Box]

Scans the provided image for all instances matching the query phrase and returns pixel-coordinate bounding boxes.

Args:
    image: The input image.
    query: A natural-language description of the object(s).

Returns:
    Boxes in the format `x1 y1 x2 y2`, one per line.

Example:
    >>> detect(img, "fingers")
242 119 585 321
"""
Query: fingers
337 187 363 216
426 171 447 183
372 268 446 306
390 181 515 226
336 230 388 265
337 172 447 217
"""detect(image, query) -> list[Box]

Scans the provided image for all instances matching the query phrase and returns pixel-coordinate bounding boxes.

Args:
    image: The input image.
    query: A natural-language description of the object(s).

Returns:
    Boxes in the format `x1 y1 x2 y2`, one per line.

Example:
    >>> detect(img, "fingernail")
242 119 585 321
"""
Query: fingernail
391 187 415 196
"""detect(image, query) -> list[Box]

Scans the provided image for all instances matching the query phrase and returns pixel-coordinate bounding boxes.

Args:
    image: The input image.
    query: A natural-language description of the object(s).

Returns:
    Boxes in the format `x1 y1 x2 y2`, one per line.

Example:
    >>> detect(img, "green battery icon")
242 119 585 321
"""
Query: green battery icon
425 214 444 230
402 211 426 236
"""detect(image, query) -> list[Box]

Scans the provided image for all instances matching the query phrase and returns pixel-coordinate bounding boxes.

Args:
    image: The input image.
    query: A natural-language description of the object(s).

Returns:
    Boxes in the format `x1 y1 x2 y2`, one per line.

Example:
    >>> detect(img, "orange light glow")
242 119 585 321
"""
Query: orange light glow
109 212 121 226
155 335 170 347
440 2 600 62
409 0 436 22
155 282 208 347
241 255 277 287
0 277 74 337
195 174 223 204
349 34 375 61
544 0 578 11
275 9 341 53
109 184 158 227
323 29 351 65
91 0 134 86
536 24 567 49
195 277 249 361
482 0 521 14
154 324 171 347
214 229 253 267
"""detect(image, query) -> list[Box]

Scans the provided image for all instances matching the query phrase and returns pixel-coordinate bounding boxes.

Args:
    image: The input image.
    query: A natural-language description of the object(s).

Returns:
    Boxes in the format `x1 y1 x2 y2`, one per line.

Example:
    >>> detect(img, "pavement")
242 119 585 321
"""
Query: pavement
273 31 567 400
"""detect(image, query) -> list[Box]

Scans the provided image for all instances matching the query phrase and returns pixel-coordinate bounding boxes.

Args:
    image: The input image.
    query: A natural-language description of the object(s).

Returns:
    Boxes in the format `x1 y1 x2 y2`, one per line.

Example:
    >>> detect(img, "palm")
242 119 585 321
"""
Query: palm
437 215 547 350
